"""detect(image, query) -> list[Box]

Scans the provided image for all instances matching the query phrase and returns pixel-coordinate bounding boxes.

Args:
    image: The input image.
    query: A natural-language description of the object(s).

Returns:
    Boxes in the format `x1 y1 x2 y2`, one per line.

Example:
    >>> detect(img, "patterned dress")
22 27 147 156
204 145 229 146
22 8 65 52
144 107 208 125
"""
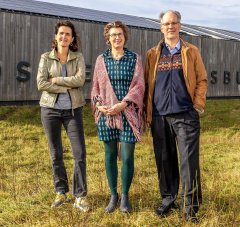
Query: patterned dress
97 48 137 143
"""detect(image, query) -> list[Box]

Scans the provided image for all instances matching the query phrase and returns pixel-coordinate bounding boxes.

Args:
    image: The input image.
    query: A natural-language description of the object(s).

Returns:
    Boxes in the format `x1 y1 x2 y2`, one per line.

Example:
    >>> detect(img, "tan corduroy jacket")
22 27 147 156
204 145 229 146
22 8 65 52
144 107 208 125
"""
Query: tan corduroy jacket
144 38 208 124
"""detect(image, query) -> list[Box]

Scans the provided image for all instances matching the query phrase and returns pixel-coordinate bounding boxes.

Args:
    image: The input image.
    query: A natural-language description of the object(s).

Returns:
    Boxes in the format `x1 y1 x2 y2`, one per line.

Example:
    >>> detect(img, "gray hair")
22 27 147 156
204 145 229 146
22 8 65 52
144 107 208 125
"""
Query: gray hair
159 10 181 23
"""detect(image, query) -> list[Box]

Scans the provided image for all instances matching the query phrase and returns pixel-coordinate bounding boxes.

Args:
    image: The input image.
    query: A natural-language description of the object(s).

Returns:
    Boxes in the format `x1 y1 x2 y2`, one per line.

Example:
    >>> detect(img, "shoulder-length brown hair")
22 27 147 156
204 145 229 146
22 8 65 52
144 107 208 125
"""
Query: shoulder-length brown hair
52 20 81 52
104 21 128 45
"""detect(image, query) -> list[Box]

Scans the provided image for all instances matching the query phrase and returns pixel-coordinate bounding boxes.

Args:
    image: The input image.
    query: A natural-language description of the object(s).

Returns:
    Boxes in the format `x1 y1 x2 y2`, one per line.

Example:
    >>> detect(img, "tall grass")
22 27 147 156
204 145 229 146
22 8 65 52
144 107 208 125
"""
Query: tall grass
0 100 239 226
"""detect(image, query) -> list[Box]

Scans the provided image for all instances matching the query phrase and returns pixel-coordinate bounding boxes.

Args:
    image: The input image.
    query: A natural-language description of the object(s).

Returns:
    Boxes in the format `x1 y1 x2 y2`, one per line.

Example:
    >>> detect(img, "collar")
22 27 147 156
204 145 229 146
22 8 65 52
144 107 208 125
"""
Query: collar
48 49 78 61
156 37 189 54
165 40 181 52
103 47 134 59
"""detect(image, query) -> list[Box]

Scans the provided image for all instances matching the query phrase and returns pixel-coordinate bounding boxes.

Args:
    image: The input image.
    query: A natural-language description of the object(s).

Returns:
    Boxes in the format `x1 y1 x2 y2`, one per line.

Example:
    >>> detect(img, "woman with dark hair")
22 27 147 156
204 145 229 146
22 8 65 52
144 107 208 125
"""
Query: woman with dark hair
91 21 145 213
37 20 90 212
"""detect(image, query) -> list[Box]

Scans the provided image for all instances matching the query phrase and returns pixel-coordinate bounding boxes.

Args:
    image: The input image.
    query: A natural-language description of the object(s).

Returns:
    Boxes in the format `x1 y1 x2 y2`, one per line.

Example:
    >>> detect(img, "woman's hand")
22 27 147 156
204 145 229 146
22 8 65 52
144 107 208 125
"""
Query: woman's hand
48 77 57 84
97 105 109 114
106 102 128 116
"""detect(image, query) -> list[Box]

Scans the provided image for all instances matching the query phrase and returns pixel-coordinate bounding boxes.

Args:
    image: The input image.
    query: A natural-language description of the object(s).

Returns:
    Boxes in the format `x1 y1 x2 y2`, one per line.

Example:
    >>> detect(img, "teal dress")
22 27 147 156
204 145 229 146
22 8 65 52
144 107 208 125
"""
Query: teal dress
97 48 137 143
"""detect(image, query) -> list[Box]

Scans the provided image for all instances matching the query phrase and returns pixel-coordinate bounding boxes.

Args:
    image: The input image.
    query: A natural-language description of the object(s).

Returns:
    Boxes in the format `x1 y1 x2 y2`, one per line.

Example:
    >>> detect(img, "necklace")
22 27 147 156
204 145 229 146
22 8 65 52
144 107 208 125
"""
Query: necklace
112 50 124 60
58 57 67 63
57 53 68 64
59 59 67 63
113 54 123 60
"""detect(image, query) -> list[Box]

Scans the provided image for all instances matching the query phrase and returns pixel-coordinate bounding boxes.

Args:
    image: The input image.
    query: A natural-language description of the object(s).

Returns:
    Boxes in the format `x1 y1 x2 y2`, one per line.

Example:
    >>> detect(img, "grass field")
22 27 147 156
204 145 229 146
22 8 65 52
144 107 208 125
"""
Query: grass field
0 100 239 226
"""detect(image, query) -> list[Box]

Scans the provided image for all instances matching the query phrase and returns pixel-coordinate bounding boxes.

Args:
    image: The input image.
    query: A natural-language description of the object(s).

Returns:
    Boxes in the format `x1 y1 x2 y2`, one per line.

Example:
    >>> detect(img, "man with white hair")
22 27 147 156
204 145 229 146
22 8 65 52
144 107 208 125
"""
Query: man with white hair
144 10 208 222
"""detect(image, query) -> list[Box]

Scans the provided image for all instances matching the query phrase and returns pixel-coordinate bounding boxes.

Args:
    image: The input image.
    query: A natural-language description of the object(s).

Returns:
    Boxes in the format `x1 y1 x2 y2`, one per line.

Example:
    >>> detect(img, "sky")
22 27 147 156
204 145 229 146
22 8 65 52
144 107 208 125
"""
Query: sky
37 0 240 32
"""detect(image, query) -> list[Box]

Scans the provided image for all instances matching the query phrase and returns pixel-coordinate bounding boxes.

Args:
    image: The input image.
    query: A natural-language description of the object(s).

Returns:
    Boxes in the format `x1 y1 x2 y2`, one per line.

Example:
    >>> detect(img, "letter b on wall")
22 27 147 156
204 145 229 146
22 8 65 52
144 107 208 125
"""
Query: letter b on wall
223 71 231 84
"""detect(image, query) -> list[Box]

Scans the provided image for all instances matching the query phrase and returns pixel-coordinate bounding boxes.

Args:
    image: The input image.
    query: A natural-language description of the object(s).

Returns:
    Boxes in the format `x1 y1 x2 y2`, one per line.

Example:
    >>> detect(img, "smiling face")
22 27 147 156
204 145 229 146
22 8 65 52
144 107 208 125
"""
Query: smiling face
160 12 181 42
108 27 125 50
55 26 74 49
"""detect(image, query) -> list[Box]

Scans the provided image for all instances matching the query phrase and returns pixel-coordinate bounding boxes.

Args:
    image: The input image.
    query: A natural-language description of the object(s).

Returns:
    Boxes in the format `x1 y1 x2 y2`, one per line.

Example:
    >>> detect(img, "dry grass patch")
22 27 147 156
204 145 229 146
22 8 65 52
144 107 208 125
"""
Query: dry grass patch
0 100 239 226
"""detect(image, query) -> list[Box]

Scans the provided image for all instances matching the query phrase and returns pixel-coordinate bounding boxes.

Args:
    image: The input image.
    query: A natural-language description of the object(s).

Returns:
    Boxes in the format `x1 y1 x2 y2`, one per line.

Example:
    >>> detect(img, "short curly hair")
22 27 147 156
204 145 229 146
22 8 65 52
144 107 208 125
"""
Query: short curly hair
104 21 128 46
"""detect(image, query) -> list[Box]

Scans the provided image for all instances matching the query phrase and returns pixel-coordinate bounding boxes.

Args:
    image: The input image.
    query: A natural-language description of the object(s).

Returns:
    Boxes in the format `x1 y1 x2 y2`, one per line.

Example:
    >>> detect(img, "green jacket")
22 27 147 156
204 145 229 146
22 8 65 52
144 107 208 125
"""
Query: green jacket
37 49 86 109
144 38 208 124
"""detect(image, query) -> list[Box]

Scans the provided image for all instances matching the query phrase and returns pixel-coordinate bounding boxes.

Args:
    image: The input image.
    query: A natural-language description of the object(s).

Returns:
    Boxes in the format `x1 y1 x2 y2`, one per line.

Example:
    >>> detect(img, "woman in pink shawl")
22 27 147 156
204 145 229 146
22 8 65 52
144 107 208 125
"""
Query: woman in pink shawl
91 21 145 213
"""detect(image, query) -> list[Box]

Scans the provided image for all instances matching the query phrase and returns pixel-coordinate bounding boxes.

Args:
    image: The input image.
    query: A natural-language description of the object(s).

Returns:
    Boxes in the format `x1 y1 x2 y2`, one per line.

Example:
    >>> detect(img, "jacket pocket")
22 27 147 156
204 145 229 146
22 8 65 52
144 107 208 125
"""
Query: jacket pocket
40 91 57 107
69 87 85 108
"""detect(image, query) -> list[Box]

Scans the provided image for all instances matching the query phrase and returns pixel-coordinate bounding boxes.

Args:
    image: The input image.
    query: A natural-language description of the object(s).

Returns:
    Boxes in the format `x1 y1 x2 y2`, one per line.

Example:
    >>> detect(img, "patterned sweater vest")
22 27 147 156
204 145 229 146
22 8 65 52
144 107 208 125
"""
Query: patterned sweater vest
153 43 192 115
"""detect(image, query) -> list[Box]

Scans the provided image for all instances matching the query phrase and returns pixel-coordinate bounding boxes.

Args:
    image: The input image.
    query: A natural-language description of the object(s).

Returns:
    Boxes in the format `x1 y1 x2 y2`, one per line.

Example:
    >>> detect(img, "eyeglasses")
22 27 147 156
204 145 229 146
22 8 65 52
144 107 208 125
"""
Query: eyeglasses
109 32 124 38
161 22 179 27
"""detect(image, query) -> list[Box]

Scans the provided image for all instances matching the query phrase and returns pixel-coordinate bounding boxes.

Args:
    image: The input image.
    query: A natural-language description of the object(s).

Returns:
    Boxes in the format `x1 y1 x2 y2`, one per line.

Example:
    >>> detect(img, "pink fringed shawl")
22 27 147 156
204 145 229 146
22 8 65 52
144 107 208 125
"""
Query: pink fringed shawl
91 54 145 142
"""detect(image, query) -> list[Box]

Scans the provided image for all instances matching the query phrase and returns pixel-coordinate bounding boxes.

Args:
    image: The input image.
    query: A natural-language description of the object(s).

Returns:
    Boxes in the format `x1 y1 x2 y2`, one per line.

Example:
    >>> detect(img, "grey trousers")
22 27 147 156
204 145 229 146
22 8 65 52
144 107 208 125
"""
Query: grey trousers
41 107 87 197
151 109 202 213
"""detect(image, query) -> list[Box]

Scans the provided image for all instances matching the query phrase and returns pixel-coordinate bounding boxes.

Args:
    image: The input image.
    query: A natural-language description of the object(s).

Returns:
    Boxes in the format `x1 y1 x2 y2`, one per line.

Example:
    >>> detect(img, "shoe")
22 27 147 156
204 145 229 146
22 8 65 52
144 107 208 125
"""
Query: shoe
155 202 177 216
74 196 91 212
105 194 118 213
184 211 199 223
120 194 131 213
51 192 68 207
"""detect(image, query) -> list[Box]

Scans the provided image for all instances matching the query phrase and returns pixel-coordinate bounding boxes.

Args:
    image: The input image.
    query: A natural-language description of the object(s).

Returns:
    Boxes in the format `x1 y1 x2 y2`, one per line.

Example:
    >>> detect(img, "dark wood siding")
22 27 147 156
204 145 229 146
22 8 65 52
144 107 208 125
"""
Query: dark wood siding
201 37 240 97
0 11 239 102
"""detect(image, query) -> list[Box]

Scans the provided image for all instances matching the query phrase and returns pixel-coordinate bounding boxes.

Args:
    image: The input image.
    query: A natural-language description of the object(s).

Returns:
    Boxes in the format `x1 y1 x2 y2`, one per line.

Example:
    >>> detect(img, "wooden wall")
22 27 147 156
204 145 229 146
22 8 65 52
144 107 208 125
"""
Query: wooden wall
0 11 239 103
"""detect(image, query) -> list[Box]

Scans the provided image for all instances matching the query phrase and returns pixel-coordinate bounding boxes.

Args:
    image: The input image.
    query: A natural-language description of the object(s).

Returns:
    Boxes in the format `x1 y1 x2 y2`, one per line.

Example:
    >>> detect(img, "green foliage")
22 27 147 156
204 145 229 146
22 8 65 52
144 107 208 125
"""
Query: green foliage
0 100 239 226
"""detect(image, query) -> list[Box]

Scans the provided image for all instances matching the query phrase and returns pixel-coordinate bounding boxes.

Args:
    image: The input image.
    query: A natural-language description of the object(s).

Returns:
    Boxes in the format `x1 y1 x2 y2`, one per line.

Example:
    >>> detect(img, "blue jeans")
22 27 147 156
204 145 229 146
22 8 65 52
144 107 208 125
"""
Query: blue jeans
41 107 87 197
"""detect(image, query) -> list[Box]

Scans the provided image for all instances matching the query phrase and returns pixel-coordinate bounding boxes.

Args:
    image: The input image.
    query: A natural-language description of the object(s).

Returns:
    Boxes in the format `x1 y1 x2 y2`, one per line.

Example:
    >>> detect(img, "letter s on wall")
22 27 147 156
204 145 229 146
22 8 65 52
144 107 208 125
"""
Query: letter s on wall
16 61 31 82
